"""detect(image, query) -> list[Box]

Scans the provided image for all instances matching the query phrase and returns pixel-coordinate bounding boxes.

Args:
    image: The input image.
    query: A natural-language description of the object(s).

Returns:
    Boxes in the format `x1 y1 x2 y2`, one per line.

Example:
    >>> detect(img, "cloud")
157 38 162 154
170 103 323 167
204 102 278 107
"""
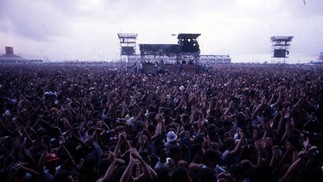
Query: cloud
0 0 76 41
0 0 322 62
282 0 323 18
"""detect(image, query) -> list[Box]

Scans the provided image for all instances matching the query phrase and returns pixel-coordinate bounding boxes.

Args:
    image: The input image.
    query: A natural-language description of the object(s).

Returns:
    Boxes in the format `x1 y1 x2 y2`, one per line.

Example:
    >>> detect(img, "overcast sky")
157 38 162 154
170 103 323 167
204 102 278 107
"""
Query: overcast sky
0 0 322 63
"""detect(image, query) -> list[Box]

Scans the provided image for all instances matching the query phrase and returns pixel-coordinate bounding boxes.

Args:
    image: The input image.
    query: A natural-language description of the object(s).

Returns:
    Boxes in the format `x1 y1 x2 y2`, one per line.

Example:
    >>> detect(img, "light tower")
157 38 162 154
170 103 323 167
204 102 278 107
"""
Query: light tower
270 36 293 63
117 33 138 62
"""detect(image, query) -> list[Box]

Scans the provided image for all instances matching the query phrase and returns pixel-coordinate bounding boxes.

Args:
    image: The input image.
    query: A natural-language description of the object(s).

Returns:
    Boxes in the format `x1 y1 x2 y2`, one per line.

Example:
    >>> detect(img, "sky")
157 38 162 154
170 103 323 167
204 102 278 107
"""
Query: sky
0 0 322 63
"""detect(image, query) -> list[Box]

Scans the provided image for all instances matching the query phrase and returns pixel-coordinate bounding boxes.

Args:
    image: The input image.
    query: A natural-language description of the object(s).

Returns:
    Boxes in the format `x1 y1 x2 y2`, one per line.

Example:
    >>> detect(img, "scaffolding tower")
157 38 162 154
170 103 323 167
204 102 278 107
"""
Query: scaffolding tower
117 33 138 62
270 36 293 63
177 33 201 64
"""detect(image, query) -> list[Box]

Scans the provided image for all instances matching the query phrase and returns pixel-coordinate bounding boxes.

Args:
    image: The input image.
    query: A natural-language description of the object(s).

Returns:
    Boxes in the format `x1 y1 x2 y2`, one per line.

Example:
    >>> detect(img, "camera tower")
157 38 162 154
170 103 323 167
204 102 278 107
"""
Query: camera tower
117 33 138 62
270 36 293 63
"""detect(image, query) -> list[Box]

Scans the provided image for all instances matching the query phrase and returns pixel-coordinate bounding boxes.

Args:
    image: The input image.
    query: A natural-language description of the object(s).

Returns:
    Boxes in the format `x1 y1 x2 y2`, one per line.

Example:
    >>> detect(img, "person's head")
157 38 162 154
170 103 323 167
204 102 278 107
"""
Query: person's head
229 163 244 182
253 166 275 182
44 152 61 174
223 137 235 150
181 114 190 124
208 126 219 143
239 159 255 177
169 145 182 161
14 167 26 181
156 145 167 160
203 149 220 168
223 120 233 132
207 116 216 124
198 167 217 182
190 144 203 162
50 137 60 148
194 135 204 145
82 157 98 177
159 107 165 114
54 170 74 182
309 146 320 160
37 127 47 137
156 167 172 182
164 107 172 117
140 151 151 166
264 137 273 148
166 131 178 144
172 167 191 182
239 141 256 162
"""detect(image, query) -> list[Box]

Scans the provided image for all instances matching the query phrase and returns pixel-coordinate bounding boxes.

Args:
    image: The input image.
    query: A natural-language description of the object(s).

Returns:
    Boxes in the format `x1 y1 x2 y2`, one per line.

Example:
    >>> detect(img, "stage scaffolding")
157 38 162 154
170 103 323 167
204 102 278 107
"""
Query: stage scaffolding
117 33 138 62
270 36 293 63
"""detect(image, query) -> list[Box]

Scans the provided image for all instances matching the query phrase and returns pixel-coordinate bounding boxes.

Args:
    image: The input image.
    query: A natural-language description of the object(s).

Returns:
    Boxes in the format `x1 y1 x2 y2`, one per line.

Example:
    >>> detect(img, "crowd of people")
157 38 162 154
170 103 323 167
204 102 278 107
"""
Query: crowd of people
0 62 322 182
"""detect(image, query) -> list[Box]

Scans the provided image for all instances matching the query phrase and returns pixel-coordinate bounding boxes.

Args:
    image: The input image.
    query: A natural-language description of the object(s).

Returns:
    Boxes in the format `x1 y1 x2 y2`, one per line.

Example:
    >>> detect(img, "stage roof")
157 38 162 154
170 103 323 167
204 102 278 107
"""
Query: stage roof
270 36 293 42
0 54 29 62
139 44 180 55
178 33 201 39
118 33 138 39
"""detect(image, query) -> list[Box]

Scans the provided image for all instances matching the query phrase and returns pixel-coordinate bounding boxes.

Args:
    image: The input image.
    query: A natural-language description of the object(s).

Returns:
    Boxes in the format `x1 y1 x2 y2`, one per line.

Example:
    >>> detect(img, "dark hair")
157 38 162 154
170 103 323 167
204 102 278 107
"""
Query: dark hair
139 151 149 158
156 167 171 182
172 167 190 182
83 157 97 170
223 137 235 150
229 163 244 177
168 145 182 159
190 144 203 160
194 135 204 145
198 167 216 182
54 170 71 182
169 145 182 157
183 123 192 131
203 149 220 165
155 144 166 156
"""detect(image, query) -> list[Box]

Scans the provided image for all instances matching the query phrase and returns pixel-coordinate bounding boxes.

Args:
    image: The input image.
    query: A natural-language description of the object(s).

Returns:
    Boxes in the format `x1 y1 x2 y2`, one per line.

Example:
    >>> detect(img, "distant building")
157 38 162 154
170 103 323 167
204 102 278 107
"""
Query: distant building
199 55 231 64
0 46 41 63
309 52 323 64
126 54 231 65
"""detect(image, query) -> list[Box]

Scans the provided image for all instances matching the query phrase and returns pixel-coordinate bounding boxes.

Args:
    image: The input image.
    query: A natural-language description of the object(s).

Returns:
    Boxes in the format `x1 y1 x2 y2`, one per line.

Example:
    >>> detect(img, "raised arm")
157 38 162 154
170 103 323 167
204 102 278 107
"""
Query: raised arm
120 155 135 182
96 161 117 182
271 88 282 108
130 148 157 181
230 128 245 155
251 97 266 120
280 151 307 182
